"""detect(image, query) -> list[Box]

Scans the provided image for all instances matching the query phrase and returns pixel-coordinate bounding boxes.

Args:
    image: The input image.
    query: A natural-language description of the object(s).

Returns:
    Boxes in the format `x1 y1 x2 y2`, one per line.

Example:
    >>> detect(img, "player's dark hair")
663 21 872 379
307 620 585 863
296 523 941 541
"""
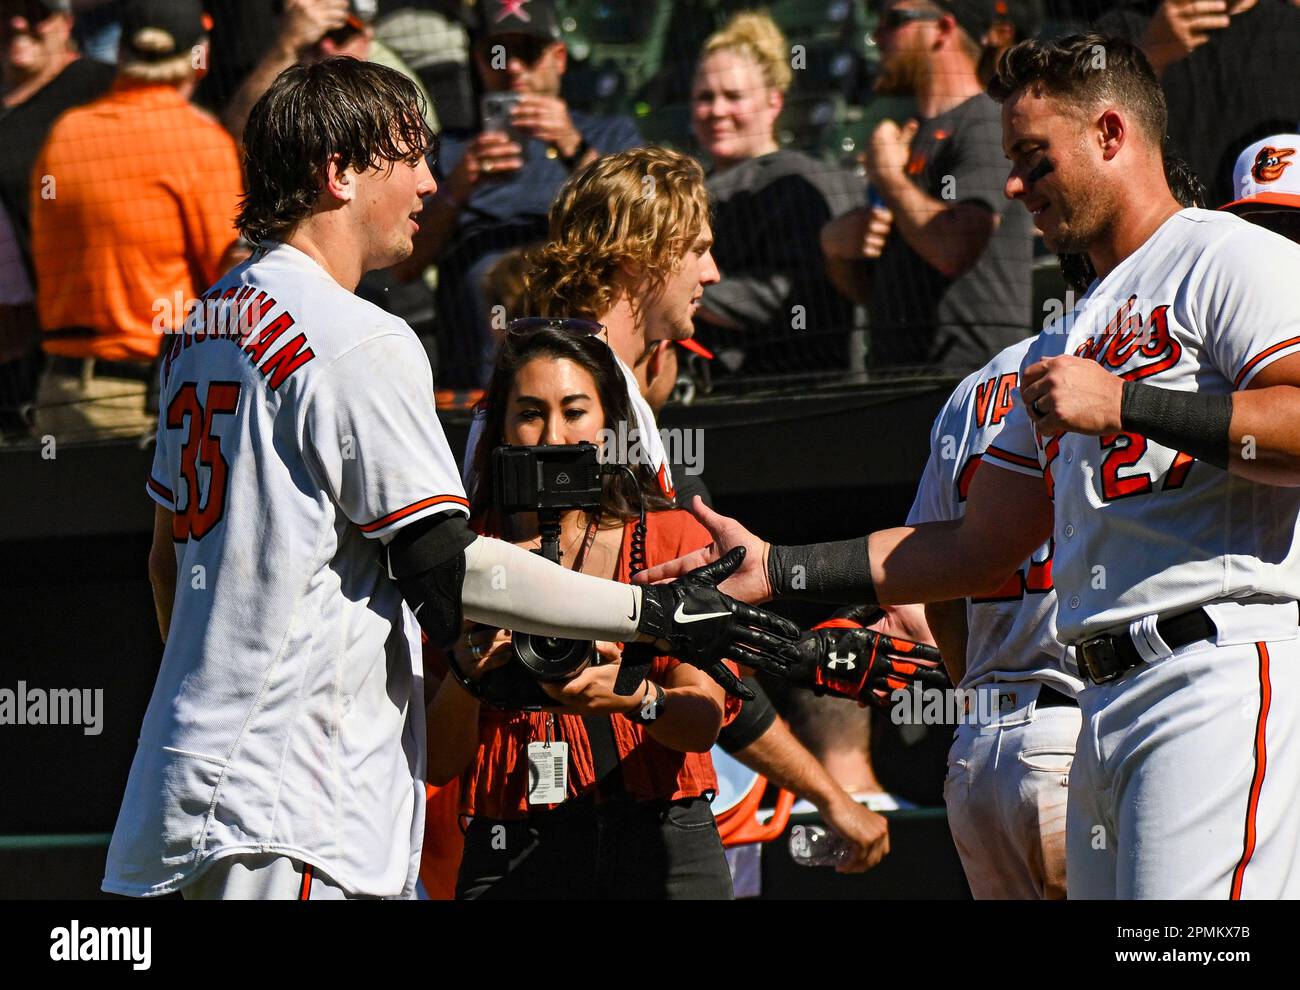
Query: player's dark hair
236 57 435 245
469 328 675 523
988 33 1167 147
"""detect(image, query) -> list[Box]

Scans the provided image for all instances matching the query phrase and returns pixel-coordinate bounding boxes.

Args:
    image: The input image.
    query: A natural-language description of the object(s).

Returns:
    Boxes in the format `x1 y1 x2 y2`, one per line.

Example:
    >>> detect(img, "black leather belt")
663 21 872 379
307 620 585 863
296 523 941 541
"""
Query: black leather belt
47 355 156 383
1075 607 1217 685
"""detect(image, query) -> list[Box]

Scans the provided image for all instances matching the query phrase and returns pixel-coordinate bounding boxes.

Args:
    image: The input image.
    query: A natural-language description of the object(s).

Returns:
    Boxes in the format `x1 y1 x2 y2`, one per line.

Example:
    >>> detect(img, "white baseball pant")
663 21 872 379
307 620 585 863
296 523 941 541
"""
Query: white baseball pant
1067 601 1300 899
944 680 1080 899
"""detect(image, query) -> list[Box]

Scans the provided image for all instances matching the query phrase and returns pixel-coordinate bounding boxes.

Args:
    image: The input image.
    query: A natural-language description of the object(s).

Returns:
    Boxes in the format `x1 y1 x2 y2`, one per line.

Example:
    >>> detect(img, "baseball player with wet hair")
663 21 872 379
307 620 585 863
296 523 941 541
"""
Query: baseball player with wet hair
103 57 799 901
643 33 1300 899
914 150 1212 900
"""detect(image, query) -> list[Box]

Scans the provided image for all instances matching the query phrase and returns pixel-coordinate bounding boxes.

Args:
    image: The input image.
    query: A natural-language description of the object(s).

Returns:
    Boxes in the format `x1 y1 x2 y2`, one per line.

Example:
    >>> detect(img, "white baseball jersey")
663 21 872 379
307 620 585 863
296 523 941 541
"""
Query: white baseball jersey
907 338 1083 694
104 241 469 898
462 347 675 496
984 209 1300 644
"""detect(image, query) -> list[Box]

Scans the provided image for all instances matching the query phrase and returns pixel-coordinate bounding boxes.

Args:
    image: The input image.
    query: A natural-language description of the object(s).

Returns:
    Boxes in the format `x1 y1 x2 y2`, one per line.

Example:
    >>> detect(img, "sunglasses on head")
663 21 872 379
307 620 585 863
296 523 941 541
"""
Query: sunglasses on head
477 34 552 68
507 317 606 338
875 6 943 35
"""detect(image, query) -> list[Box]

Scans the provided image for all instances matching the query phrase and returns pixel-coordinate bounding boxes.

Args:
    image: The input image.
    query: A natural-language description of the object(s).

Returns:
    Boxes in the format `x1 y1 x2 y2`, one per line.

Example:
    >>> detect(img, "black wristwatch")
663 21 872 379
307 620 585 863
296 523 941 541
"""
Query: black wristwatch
627 681 666 725
559 136 590 171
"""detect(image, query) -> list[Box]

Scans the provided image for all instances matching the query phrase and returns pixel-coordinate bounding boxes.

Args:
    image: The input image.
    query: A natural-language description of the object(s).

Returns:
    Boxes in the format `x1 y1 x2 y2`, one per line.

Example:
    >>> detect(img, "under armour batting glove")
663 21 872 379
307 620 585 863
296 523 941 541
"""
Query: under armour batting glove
746 603 948 708
637 547 802 700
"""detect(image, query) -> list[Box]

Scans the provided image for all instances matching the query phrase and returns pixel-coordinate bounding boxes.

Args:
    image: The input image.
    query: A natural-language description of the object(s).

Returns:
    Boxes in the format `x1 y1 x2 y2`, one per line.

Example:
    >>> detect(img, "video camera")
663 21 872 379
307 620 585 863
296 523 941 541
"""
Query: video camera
451 443 651 710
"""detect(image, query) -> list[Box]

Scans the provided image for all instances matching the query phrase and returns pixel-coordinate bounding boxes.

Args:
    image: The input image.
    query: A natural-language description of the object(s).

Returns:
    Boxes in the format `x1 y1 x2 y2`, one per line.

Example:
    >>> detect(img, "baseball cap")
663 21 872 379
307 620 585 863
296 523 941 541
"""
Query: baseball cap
929 1 994 45
930 0 1042 45
1220 134 1300 214
479 0 562 42
119 0 205 62
990 0 1043 39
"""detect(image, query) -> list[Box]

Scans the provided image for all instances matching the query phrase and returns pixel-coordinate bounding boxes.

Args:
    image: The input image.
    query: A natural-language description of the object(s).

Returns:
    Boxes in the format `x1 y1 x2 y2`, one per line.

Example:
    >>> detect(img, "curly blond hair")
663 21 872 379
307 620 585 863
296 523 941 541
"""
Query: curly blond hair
522 147 711 319
700 10 792 95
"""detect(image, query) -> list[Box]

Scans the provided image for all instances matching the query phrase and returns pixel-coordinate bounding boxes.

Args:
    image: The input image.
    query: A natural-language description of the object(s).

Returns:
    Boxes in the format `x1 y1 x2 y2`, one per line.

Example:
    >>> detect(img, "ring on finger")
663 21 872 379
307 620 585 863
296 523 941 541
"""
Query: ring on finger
482 160 494 173
1031 397 1043 416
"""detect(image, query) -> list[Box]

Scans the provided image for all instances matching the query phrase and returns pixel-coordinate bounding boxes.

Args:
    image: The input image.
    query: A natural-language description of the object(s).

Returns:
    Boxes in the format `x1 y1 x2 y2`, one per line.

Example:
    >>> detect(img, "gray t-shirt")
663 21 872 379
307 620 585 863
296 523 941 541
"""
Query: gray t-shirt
869 94 1034 373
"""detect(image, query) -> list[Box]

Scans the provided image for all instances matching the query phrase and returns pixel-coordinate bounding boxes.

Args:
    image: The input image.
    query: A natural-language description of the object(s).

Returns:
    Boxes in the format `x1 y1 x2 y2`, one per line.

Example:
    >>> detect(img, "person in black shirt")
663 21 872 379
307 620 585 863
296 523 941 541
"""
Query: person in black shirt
1094 0 1300 209
821 0 1035 374
689 12 865 375
0 0 113 436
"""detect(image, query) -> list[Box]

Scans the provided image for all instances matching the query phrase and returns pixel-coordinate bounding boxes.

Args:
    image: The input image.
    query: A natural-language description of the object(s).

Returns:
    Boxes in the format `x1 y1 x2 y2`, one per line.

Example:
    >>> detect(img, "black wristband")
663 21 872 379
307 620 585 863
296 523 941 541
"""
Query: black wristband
766 537 878 604
560 137 590 170
717 676 777 753
1120 381 1232 470
627 680 665 726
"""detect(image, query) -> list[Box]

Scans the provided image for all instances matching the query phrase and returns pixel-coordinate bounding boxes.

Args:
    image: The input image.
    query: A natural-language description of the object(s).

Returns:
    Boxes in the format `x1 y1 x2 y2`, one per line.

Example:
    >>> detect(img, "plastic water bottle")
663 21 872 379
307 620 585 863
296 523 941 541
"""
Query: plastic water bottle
789 824 851 867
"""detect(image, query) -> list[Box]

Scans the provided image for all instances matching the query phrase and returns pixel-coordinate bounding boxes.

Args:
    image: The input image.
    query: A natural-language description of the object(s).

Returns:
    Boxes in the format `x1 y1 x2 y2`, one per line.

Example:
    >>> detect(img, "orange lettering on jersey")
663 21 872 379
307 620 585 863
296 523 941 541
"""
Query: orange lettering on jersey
1124 305 1180 380
1103 303 1144 366
260 333 316 390
956 453 983 502
244 311 294 364
233 291 275 345
973 378 996 426
991 373 1016 425
1024 540 1054 593
971 530 1056 604
1041 431 1062 500
1136 304 1170 358
1099 432 1154 499
201 288 240 342
162 332 183 382
1075 298 1180 381
1163 449 1195 490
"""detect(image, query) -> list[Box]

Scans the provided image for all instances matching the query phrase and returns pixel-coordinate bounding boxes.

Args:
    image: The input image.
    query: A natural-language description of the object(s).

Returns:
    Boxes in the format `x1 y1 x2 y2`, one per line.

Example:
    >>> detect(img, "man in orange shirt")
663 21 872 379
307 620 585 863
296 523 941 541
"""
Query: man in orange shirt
30 0 244 439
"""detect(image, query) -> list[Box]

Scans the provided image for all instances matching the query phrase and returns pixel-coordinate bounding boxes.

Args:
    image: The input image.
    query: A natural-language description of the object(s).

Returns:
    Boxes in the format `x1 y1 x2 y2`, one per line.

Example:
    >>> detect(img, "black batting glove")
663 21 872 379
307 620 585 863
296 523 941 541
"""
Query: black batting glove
745 604 949 709
637 547 802 700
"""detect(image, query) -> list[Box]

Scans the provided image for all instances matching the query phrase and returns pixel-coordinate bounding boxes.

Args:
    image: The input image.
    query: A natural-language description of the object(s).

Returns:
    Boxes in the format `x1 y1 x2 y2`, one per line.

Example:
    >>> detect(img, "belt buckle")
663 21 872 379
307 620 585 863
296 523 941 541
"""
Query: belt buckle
1078 634 1123 684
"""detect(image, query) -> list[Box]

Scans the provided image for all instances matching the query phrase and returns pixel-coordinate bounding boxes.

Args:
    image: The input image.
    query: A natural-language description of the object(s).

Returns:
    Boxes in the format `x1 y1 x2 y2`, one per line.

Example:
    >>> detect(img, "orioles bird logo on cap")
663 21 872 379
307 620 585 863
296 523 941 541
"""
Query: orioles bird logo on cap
1251 146 1296 184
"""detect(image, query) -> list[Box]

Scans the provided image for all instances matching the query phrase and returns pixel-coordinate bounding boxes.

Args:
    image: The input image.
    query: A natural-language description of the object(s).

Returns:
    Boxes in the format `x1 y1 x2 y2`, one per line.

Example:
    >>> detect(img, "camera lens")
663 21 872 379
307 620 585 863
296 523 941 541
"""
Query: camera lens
512 634 594 682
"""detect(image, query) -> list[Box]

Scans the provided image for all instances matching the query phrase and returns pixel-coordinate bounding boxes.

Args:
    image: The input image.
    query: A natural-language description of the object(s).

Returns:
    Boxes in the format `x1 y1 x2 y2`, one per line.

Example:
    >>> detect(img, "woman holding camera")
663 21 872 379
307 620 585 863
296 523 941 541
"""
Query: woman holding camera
424 323 736 900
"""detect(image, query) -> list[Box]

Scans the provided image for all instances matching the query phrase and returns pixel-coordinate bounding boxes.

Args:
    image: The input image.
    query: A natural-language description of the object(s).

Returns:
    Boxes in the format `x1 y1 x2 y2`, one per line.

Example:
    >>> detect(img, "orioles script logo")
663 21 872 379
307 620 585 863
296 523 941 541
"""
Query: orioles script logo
1073 294 1181 381
1252 146 1295 184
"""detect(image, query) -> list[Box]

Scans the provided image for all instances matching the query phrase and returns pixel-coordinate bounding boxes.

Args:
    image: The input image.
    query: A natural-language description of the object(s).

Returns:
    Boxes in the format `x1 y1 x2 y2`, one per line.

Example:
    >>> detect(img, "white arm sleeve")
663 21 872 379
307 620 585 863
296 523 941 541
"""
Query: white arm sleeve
460 535 643 642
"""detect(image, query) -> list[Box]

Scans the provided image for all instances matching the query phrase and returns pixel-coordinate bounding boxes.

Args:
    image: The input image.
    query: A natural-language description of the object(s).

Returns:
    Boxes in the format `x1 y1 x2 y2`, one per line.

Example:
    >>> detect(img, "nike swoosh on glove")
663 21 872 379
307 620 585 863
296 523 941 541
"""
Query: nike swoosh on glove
637 546 802 700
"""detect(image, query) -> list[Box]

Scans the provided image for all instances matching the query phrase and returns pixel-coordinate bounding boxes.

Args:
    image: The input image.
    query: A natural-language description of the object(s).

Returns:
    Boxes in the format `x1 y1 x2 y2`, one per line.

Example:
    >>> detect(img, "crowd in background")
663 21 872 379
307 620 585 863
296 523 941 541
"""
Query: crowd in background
2 0 1298 433
2 0 1299 826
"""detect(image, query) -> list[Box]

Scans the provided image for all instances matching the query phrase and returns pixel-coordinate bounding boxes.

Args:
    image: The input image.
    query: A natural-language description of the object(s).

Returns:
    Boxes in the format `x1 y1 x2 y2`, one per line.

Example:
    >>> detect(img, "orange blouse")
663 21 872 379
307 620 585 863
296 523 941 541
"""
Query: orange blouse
425 508 739 820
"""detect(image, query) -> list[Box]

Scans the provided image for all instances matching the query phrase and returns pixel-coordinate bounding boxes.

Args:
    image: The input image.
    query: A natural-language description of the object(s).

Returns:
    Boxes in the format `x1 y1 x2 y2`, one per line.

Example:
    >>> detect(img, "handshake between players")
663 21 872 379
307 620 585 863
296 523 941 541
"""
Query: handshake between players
393 508 944 706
